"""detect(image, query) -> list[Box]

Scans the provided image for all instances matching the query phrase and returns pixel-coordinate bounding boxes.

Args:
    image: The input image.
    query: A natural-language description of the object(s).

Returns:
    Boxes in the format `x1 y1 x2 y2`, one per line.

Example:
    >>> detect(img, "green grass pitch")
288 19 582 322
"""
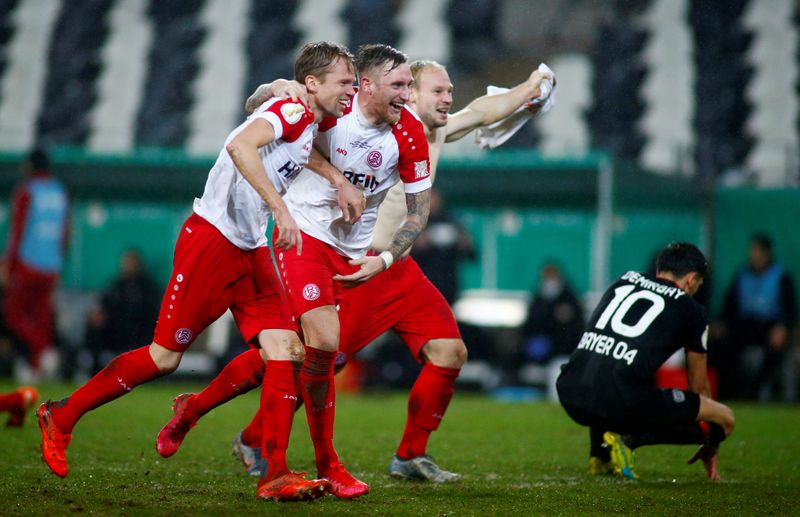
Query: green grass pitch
1 381 799 515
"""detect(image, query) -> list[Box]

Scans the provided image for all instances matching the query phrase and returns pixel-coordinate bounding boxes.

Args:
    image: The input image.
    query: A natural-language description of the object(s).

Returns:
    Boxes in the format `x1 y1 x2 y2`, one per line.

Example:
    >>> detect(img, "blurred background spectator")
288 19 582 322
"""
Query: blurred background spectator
713 234 797 401
83 249 160 375
412 188 477 305
514 262 584 396
519 262 584 366
2 148 69 381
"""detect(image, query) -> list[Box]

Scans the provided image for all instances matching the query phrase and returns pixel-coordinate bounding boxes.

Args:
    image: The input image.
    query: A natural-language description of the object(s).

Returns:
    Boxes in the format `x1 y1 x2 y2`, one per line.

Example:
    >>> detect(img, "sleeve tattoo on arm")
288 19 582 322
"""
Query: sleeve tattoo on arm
387 189 431 259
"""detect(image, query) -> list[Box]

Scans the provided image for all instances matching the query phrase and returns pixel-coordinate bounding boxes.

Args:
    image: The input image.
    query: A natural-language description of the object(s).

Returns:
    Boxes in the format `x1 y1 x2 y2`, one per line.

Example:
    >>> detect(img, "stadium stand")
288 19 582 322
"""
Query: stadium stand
397 0 450 65
341 0 400 50
0 0 19 85
241 0 299 116
690 0 753 182
294 0 348 56
537 53 591 156
0 0 59 150
89 0 151 153
744 0 798 186
640 0 694 174
187 0 248 155
36 0 112 147
446 0 499 78
0 0 799 187
586 20 648 163
134 0 206 148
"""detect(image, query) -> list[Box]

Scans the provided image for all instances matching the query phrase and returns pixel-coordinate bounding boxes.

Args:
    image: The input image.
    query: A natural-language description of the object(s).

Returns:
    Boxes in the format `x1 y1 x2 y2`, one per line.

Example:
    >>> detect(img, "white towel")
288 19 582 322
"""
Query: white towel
475 63 557 149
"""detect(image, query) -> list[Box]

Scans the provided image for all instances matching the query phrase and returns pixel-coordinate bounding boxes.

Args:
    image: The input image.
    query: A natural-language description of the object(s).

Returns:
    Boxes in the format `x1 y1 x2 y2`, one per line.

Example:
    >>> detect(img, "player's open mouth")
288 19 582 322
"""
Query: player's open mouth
389 101 403 112
437 108 449 115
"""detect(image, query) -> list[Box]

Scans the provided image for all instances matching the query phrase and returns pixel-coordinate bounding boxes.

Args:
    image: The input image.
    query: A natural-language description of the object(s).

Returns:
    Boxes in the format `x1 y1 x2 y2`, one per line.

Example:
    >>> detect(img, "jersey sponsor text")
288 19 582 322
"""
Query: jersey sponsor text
576 330 638 365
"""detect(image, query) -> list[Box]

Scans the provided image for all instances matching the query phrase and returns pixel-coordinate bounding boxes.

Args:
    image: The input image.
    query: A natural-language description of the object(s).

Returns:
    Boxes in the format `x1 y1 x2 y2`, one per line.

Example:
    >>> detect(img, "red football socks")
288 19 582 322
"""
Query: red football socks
241 405 264 449
396 363 460 460
51 345 162 434
300 346 339 473
260 360 301 480
183 348 265 423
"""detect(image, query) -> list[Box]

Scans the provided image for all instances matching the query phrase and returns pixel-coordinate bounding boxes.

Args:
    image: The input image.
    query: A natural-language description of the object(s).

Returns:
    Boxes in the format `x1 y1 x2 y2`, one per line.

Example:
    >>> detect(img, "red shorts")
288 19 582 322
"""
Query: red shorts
153 214 296 352
273 230 360 317
337 255 461 362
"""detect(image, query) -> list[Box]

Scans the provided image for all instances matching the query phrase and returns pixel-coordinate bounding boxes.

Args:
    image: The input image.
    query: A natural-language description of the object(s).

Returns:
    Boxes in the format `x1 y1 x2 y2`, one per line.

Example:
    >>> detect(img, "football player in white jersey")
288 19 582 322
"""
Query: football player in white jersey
37 42 356 502
156 55 554 483
272 44 432 500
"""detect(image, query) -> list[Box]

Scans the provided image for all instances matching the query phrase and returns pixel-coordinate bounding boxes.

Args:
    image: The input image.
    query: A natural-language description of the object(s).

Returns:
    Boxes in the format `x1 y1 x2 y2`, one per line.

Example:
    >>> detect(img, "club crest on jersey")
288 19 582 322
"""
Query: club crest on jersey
367 150 383 169
280 102 305 124
414 160 429 179
302 283 321 301
175 328 193 345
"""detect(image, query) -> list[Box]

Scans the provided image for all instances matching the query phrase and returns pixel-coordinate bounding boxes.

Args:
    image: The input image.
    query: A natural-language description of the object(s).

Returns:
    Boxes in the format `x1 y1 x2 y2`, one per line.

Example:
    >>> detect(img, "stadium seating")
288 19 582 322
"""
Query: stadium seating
134 0 207 148
446 0 499 77
689 0 753 181
89 0 151 152
0 0 796 187
241 0 299 115
743 0 798 185
36 0 112 147
640 0 694 173
341 0 400 50
586 21 648 162
0 0 19 82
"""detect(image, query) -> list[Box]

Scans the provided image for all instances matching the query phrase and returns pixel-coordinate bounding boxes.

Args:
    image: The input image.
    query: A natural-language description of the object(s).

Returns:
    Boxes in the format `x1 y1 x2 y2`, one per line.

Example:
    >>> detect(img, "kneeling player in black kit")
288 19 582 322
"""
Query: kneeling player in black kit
557 242 735 480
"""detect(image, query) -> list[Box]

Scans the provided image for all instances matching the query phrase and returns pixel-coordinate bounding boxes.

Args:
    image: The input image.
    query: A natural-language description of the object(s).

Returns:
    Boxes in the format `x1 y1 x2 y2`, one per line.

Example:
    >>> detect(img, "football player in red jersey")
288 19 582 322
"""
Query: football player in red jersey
37 42 356 503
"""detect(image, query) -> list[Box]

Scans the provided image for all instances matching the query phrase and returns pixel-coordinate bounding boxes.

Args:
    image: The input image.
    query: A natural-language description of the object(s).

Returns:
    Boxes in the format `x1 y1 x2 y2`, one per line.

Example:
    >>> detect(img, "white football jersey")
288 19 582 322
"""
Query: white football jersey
193 98 316 250
282 92 432 258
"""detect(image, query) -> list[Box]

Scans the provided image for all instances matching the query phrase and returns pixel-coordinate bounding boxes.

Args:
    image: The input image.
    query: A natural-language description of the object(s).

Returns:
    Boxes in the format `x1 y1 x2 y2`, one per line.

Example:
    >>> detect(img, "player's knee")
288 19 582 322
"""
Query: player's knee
302 324 339 351
300 308 339 351
148 342 181 374
423 339 467 368
450 340 468 367
305 330 339 352
259 330 305 361
722 406 736 436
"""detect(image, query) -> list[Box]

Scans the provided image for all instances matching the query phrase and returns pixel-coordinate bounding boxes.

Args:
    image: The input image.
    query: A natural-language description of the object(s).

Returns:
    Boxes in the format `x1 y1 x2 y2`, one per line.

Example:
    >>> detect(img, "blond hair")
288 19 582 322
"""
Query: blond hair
409 60 447 89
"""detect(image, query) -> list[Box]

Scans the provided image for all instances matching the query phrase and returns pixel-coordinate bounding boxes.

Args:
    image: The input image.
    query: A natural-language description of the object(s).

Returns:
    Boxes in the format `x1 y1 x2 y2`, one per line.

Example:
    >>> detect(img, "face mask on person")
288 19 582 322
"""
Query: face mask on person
539 278 564 300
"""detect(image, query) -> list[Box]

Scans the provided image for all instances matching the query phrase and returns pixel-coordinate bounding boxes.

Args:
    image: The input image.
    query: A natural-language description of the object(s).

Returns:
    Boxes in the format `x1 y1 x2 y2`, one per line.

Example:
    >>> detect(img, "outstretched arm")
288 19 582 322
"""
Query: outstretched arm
334 188 431 285
244 80 308 113
445 68 553 142
226 119 302 253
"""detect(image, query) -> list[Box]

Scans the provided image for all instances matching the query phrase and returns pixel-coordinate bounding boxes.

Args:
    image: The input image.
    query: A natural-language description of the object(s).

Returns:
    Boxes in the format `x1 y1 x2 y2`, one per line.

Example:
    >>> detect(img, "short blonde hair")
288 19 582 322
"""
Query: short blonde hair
409 60 447 89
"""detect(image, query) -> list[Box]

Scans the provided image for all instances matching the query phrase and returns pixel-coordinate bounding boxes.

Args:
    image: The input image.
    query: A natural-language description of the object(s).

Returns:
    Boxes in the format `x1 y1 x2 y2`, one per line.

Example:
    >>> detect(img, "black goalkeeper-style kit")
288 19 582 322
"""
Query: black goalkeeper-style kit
557 271 708 433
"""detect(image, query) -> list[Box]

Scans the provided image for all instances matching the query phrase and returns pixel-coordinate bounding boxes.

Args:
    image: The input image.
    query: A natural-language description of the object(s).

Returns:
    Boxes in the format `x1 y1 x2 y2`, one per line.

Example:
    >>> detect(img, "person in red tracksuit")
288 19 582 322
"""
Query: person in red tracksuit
3 148 69 378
